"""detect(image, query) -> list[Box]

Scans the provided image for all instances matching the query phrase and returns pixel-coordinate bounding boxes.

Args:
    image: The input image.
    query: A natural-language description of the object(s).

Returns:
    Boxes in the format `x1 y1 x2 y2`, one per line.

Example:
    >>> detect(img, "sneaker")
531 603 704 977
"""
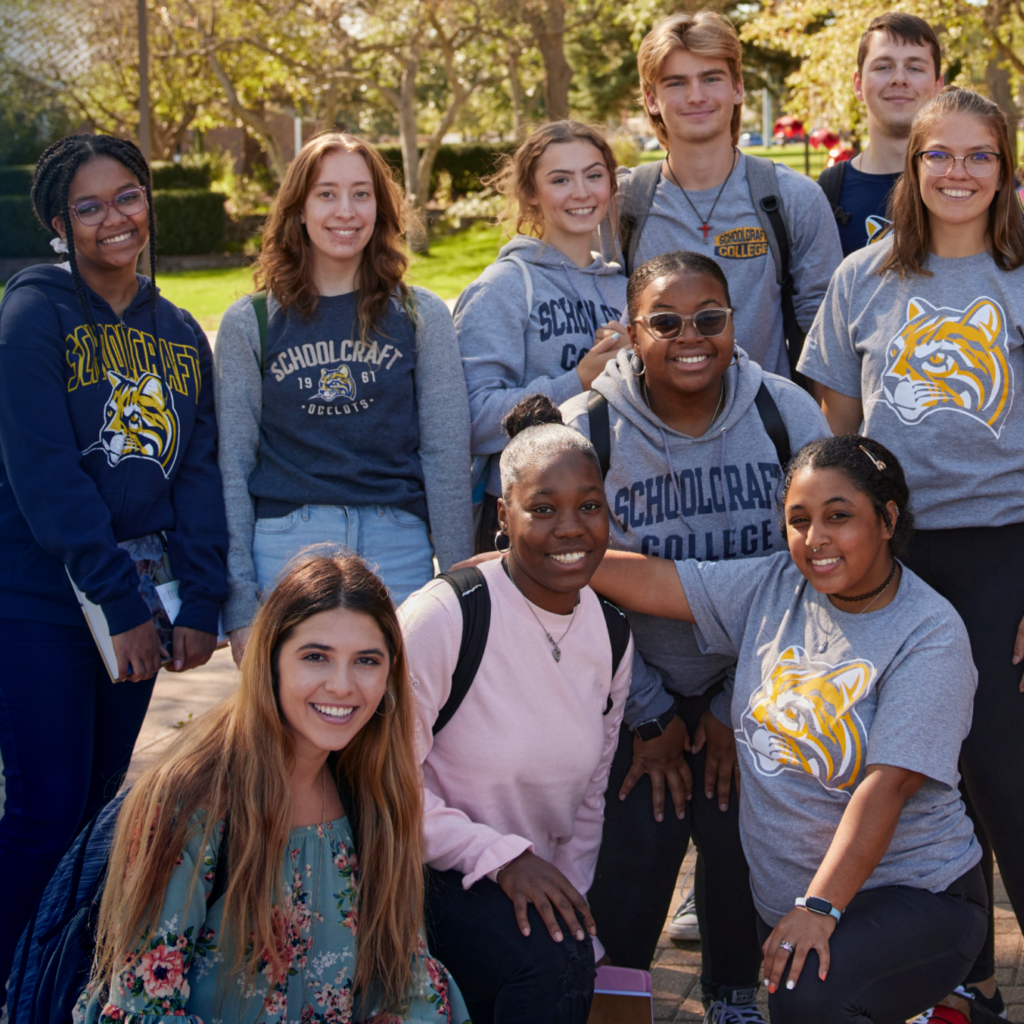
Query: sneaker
667 864 700 941
703 1000 767 1024
910 1010 971 1024
956 984 1008 1019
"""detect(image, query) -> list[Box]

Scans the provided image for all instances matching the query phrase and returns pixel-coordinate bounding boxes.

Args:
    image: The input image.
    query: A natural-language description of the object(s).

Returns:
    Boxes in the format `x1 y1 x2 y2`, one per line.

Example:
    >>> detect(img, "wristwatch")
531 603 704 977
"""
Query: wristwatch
634 707 677 742
795 896 842 921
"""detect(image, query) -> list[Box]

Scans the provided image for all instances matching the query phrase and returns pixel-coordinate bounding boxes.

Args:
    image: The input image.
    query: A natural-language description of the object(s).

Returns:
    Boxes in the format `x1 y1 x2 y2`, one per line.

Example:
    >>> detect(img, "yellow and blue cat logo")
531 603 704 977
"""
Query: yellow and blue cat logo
865 214 891 244
317 363 357 402
83 369 180 477
881 296 1012 437
738 646 876 794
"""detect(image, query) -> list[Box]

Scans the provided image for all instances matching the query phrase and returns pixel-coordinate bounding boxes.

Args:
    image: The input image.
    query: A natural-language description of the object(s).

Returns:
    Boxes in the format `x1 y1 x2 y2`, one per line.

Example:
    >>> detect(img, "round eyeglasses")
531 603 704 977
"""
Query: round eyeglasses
634 308 732 340
69 188 148 226
915 151 1002 178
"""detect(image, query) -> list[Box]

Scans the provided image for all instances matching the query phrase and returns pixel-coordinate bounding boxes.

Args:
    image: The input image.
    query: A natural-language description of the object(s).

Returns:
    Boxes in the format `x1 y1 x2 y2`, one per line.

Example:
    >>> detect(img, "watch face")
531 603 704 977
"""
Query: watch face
805 896 832 915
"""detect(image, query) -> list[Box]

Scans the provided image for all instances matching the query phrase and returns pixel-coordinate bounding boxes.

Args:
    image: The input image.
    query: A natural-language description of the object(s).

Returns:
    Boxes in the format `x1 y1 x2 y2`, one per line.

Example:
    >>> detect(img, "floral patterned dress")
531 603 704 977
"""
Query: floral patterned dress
73 816 470 1024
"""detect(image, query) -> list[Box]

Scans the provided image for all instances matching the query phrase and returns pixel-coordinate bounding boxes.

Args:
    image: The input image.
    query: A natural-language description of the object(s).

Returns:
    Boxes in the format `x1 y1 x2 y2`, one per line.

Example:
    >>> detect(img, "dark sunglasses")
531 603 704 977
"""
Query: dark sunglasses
635 308 732 340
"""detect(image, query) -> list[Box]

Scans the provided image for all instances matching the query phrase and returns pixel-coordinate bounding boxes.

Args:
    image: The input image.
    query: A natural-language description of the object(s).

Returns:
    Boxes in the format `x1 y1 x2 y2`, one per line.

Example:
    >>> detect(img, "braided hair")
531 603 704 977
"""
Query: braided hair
30 134 158 365
778 435 915 556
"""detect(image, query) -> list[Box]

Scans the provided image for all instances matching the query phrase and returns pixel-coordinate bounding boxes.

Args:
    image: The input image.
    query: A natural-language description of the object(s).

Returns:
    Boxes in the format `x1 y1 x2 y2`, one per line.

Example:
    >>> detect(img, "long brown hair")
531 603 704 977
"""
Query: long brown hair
485 120 619 240
255 131 411 332
92 554 424 1013
880 87 1024 277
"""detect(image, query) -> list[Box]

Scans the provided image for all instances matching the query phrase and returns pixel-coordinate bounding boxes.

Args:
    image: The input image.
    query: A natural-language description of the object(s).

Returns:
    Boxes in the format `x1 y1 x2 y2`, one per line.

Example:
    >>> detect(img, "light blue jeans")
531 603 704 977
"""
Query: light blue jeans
252 504 435 608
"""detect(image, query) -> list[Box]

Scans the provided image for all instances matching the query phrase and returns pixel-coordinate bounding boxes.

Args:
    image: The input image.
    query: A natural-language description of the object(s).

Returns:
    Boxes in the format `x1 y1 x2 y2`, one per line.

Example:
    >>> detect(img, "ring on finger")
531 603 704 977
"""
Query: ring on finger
778 940 795 953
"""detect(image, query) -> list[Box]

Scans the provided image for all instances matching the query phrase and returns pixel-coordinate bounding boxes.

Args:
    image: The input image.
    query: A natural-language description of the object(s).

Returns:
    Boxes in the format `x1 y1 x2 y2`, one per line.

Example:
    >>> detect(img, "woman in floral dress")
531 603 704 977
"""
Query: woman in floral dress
75 553 470 1024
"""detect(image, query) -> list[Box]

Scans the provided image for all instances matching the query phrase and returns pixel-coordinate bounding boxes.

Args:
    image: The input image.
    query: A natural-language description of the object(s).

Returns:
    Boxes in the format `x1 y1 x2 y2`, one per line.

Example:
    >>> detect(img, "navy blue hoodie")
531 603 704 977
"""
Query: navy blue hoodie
0 265 228 635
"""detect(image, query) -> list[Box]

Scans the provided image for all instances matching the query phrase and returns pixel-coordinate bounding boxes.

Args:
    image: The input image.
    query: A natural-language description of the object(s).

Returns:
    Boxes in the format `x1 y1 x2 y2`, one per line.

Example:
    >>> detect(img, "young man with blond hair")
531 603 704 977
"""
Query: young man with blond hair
604 9 842 380
819 13 944 255
589 11 840 1024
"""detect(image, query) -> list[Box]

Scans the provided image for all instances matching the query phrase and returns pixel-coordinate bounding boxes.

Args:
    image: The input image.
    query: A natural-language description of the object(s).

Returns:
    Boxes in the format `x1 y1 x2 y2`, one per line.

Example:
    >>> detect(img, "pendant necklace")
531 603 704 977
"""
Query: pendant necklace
503 555 579 662
663 148 738 244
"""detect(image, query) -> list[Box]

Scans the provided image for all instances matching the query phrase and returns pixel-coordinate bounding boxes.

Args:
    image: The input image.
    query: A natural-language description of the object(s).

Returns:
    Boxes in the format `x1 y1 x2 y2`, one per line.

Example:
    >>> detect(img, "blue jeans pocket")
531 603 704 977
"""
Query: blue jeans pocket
385 506 427 529
254 510 301 535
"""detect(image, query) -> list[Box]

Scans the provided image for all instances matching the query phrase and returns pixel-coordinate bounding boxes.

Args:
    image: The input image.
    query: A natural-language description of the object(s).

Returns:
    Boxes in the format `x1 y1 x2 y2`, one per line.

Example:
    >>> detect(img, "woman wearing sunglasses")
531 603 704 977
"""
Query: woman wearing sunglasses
0 134 227 999
561 249 828 1021
798 87 1024 1017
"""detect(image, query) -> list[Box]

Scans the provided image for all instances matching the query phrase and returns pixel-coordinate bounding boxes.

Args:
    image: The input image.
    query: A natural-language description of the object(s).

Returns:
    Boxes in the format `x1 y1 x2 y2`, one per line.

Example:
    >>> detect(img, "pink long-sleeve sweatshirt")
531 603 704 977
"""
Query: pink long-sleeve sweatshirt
399 556 632 895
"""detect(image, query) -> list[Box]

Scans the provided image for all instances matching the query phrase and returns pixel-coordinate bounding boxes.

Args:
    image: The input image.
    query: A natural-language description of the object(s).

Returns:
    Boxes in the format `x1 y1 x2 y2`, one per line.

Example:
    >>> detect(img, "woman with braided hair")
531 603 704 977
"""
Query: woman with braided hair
0 134 228 994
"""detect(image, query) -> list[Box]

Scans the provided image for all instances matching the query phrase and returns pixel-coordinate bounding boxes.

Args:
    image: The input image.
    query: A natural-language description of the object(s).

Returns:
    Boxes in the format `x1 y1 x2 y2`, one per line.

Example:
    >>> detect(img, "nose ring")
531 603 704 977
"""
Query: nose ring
812 546 821 552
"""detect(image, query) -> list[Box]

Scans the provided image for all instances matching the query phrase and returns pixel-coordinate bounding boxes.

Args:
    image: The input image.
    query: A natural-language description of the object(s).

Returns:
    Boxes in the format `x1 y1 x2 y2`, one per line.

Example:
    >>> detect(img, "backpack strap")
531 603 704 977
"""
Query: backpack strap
817 162 851 225
745 155 808 389
433 567 491 735
753 381 791 468
598 596 630 679
252 290 268 378
497 254 533 316
587 389 611 478
617 160 663 275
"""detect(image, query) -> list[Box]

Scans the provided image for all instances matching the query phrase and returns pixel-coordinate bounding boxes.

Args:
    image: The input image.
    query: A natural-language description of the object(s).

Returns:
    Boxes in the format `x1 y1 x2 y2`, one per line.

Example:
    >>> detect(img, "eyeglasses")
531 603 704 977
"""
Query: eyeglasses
69 188 148 226
634 308 732 340
915 151 1002 178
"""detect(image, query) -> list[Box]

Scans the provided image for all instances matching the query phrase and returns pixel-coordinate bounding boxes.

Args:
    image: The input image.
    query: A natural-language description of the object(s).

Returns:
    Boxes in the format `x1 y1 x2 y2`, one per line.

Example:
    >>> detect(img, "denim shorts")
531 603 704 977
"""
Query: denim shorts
252 504 435 608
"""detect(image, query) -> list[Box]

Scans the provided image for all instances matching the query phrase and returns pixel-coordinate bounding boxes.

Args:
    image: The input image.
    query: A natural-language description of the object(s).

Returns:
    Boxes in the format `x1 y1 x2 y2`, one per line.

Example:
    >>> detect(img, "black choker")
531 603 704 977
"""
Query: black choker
833 561 897 602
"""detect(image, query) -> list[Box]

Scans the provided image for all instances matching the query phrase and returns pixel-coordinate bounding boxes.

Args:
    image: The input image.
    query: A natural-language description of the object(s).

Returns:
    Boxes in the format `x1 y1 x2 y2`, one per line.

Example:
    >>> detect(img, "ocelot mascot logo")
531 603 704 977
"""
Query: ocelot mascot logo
881 296 1012 437
737 646 876 793
84 369 179 477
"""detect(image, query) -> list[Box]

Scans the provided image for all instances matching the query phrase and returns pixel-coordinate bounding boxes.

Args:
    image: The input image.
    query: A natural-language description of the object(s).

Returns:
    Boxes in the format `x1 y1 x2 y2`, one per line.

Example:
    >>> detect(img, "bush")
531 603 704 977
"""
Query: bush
377 143 516 196
0 195 52 256
0 166 35 196
154 189 225 255
151 161 214 190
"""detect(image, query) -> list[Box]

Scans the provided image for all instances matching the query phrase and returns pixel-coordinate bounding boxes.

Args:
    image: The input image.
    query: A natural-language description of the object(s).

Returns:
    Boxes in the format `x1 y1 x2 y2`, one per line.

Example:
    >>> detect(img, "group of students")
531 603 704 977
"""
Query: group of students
1 6 1023 1024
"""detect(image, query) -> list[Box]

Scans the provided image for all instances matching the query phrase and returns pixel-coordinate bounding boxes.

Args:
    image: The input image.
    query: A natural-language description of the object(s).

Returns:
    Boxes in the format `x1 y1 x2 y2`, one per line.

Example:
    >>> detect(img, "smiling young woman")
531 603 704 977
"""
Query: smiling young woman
798 87 1024 1015
0 135 228 1001
214 131 473 668
398 395 633 1024
454 121 630 552
78 553 470 1023
585 435 985 1023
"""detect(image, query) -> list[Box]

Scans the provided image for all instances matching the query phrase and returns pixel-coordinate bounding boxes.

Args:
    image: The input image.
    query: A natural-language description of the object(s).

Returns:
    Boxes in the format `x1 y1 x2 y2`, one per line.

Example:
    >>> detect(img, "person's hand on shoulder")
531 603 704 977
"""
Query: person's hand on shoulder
620 715 693 822
497 850 597 943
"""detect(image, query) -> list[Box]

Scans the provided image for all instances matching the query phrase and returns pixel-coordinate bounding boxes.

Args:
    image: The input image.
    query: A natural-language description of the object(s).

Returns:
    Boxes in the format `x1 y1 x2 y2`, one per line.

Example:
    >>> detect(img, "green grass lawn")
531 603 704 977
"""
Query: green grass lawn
639 142 831 179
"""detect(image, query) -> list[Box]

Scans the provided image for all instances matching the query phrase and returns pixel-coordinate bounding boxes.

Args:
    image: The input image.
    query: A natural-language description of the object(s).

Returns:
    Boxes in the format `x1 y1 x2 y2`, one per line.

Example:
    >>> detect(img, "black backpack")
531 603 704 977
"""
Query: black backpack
585 383 791 482
608 156 809 388
432 567 631 734
8 792 229 1024
817 162 852 226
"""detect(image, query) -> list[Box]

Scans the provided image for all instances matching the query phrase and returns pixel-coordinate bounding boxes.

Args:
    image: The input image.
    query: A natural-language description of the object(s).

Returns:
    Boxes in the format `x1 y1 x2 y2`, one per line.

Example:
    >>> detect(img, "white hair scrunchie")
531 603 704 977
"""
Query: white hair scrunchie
49 236 69 254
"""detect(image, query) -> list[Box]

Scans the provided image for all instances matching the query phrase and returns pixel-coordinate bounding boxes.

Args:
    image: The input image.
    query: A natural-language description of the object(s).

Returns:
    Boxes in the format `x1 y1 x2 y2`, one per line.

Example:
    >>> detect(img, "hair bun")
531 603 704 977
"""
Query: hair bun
502 393 564 439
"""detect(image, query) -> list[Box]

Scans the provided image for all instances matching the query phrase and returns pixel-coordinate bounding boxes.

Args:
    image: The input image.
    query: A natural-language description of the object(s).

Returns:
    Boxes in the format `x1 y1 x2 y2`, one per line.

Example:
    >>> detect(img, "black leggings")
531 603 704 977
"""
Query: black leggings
424 867 595 1024
587 687 762 1001
902 523 1024 982
756 864 987 1023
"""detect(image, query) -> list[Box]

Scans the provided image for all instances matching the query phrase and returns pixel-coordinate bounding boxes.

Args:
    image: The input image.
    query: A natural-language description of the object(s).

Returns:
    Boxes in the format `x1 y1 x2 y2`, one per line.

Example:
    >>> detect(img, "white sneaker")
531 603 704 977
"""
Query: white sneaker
704 1000 768 1024
666 865 700 941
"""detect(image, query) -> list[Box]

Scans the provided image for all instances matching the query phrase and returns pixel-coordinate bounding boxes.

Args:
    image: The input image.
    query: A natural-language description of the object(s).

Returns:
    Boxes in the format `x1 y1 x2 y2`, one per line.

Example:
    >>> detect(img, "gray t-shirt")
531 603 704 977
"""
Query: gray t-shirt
626 155 842 379
678 551 980 926
798 241 1024 529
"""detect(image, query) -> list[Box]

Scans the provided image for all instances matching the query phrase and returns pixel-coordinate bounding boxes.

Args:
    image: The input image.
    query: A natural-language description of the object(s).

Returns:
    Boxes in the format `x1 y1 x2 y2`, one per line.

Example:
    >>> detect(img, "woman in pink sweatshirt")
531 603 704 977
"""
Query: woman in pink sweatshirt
398 394 633 1024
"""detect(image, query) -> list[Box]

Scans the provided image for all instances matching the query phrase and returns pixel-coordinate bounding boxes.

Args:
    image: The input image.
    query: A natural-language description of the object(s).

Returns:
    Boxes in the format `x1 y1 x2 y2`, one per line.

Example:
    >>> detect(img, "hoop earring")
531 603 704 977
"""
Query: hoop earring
376 689 397 716
629 352 646 377
494 529 510 553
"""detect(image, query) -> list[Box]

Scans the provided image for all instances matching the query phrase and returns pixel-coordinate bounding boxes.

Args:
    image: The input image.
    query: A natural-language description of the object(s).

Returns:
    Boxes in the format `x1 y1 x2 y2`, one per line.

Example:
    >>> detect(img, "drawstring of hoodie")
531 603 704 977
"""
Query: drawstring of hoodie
656 423 694 535
560 262 613 334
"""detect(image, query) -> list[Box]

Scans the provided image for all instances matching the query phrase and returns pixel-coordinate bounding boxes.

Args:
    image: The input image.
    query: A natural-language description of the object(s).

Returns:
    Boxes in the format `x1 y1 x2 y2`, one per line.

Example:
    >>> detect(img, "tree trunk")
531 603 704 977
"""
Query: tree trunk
507 40 525 137
526 0 572 120
986 56 1018 163
398 54 429 252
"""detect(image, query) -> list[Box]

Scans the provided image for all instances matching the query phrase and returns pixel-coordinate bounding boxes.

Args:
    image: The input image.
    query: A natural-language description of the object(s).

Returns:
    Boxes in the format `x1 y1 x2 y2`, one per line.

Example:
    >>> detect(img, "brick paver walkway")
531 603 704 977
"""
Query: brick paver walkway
120 650 1024 1022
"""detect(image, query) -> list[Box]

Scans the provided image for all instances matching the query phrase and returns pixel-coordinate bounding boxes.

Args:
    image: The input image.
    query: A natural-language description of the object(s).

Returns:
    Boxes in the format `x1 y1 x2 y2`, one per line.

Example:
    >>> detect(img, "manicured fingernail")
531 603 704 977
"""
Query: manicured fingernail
786 980 795 990
523 927 530 936
619 793 626 801
174 660 183 671
554 931 563 942
706 790 713 799
576 929 584 940
820 972 827 981
656 813 663 822
720 802 728 811
611 332 619 340
768 983 776 993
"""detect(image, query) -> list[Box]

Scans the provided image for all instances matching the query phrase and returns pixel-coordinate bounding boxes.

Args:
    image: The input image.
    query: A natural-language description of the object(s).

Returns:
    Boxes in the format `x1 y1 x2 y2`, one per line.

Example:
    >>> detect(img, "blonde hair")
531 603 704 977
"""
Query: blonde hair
92 554 424 1014
880 87 1024 277
637 11 744 148
255 131 411 332
485 120 619 239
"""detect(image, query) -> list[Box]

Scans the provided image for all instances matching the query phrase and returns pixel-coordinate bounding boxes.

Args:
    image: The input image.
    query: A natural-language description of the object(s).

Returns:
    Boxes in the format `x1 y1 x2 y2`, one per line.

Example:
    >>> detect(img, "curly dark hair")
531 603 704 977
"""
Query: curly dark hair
30 134 158 366
778 435 915 556
626 250 732 321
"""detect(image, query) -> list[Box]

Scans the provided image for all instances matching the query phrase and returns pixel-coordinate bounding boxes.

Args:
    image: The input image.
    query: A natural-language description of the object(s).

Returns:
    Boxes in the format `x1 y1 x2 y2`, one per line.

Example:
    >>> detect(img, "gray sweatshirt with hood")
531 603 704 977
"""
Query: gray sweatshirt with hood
455 234 627 496
562 347 829 727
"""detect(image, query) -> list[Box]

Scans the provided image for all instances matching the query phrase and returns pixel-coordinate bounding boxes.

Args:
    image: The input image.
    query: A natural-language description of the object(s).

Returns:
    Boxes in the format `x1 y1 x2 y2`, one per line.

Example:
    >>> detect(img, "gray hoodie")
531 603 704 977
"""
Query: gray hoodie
562 347 829 727
455 235 627 495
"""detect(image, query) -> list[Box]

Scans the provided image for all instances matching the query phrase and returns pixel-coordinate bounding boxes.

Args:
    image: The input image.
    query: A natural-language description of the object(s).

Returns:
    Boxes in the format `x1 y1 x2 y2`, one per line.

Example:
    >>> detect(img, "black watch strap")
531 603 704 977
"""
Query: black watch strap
634 706 676 741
